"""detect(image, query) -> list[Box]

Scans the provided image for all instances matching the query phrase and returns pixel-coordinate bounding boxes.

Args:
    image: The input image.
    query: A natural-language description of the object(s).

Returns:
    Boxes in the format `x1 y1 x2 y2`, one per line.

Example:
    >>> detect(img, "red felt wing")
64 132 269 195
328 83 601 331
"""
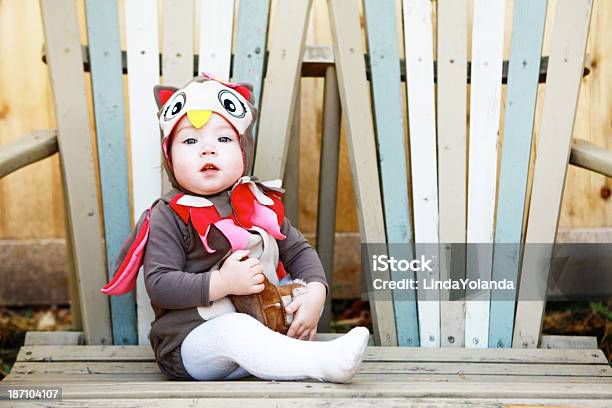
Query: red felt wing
276 260 287 281
101 209 151 296
266 192 285 227
169 194 189 223
231 183 255 228
189 206 222 236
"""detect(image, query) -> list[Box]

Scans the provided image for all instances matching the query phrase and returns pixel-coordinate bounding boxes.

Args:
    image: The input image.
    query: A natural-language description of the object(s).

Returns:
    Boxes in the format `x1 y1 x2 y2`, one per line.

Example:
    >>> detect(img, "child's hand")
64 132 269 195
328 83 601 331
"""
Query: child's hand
285 282 326 340
219 249 265 296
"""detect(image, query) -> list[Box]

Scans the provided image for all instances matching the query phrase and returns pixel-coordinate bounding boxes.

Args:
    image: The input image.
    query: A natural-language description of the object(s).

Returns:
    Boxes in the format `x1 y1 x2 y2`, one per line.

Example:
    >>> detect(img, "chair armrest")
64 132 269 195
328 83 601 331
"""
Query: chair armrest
569 138 612 178
0 129 58 178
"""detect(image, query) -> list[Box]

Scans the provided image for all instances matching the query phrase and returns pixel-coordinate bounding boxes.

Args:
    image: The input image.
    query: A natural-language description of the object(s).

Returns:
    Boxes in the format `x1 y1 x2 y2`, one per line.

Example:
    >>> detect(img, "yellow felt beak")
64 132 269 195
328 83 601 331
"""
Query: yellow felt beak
187 110 213 129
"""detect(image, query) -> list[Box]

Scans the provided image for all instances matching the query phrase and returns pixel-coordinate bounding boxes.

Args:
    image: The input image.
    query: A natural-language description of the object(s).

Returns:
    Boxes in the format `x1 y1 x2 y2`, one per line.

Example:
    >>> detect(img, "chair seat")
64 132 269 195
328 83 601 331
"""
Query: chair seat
3 345 611 406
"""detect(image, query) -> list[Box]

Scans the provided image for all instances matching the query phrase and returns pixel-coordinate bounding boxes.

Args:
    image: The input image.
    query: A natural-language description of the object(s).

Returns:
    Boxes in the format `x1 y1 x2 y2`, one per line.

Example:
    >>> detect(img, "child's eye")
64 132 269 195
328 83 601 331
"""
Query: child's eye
218 136 232 143
183 138 198 145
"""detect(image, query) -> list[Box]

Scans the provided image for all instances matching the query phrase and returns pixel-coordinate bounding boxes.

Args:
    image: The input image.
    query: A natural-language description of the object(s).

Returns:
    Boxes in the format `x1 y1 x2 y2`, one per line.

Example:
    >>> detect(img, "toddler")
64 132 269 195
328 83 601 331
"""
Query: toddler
102 74 370 382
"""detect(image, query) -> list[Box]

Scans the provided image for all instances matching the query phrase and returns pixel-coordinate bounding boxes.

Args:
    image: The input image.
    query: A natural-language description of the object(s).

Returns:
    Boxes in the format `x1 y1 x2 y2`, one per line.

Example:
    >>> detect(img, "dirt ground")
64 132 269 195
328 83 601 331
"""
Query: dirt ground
1 300 610 380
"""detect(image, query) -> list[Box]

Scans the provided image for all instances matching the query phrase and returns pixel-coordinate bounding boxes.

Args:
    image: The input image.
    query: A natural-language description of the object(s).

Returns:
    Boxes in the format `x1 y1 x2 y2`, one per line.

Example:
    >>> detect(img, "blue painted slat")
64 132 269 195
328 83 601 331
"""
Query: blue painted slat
363 0 419 347
489 0 548 348
232 0 270 143
85 0 136 345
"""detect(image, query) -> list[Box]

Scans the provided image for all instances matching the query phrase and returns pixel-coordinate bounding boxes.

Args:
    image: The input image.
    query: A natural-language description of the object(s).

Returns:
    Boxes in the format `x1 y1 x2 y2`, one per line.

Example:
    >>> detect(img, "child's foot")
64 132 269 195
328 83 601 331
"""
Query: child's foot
318 327 369 383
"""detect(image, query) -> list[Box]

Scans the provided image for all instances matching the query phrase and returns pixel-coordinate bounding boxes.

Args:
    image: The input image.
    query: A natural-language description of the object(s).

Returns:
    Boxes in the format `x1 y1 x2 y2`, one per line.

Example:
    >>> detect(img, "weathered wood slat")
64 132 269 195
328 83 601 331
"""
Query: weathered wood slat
10 361 612 377
124 0 160 346
17 345 608 365
1 397 610 408
540 335 599 350
10 362 161 375
489 0 548 350
4 373 169 382
513 0 594 349
39 0 111 345
465 0 506 349
24 331 84 346
161 0 194 87
436 0 468 349
84 0 136 346
402 0 441 348
283 83 301 225
1 380 610 399
358 362 612 376
363 0 418 347
254 0 311 179
6 373 612 385
570 138 612 178
315 66 341 332
328 0 397 346
197 0 234 80
232 0 269 115
160 0 194 194
0 129 58 178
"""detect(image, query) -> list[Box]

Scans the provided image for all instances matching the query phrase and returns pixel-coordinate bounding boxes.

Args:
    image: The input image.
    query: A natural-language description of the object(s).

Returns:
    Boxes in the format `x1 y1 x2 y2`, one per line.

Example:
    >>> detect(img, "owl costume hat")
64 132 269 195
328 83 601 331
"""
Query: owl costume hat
101 74 290 296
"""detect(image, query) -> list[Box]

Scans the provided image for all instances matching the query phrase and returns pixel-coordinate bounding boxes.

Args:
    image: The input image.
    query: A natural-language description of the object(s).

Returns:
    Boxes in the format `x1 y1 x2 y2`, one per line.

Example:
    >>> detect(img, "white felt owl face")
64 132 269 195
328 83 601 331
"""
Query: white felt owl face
158 80 254 139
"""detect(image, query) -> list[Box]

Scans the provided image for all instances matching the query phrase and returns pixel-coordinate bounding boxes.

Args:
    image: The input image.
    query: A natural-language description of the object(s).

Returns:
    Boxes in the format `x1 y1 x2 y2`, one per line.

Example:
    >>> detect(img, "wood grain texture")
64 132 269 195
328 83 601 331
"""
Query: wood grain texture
558 0 612 229
124 0 160 345
232 0 270 119
85 0 136 345
0 397 608 408
2 377 611 400
437 0 468 349
39 0 111 345
328 0 397 346
0 0 65 240
162 0 194 86
24 331 84 346
513 0 594 349
465 0 506 349
0 129 58 178
15 343 607 364
284 82 301 225
402 0 440 348
570 138 612 178
315 67 341 332
540 334 598 349
364 0 419 347
161 0 195 194
9 360 612 377
489 0 547 349
253 0 312 180
197 0 234 81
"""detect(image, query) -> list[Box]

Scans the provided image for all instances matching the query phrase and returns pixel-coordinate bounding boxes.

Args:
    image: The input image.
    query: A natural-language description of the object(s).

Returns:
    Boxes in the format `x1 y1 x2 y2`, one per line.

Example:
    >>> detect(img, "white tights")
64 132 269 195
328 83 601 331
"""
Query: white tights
180 312 369 383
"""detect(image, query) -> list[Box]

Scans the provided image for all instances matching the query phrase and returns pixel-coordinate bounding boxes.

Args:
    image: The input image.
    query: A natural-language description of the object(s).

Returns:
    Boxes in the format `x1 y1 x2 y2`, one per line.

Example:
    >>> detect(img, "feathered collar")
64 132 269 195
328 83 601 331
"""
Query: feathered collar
169 176 286 253
101 176 286 296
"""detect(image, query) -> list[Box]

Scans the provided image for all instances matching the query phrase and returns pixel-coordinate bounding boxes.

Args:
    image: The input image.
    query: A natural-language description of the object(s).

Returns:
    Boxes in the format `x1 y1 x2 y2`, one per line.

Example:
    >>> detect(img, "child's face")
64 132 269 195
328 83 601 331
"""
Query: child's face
170 113 244 195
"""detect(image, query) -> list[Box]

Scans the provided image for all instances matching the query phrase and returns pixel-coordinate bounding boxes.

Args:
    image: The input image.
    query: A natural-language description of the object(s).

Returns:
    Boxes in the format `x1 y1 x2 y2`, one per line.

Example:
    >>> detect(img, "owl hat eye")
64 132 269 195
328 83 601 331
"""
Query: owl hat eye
218 90 246 118
163 92 186 121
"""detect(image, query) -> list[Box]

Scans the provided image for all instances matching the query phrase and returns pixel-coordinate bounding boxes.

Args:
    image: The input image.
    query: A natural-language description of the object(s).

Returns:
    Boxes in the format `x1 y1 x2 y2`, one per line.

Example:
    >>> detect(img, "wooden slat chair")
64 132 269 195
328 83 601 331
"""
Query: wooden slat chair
2 0 612 405
1 0 339 346
0 0 342 342
0 0 348 351
38 0 320 347
329 0 610 350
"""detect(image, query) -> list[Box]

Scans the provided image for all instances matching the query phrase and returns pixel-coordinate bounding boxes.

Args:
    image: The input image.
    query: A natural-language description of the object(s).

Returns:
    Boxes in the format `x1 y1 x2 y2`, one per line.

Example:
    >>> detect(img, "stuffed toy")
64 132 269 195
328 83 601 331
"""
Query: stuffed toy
101 73 307 334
